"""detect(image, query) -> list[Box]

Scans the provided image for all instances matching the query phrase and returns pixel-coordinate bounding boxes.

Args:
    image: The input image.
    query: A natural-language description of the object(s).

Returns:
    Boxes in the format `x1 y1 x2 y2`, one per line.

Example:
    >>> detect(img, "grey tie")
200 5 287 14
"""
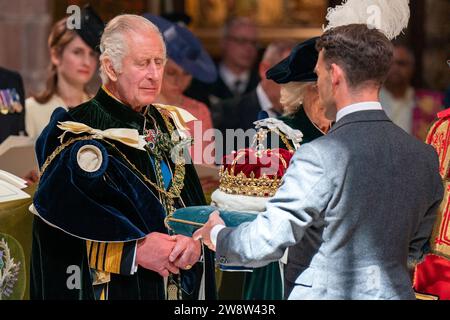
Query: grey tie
232 79 242 96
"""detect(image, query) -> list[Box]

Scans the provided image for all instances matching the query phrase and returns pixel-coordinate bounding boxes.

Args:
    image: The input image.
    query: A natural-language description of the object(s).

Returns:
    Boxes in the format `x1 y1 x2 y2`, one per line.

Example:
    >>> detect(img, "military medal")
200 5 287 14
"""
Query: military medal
0 90 8 115
144 128 157 150
11 89 23 113
0 89 22 114
3 89 13 114
0 104 7 115
142 107 160 151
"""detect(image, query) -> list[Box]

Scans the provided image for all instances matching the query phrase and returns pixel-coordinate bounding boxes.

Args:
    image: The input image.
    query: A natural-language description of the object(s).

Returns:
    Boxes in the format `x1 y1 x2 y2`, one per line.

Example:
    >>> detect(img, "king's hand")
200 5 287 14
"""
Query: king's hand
136 232 179 277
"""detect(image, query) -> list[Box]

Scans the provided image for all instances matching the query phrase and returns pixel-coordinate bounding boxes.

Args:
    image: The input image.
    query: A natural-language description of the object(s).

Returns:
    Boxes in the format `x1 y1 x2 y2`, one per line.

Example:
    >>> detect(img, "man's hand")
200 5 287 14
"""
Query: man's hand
193 211 225 251
24 169 39 185
169 235 201 270
136 232 179 277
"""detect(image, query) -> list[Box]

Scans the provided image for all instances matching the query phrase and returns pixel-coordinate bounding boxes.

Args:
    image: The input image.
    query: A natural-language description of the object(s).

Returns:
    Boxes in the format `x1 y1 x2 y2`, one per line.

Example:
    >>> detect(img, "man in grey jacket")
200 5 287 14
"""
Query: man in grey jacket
193 24 444 300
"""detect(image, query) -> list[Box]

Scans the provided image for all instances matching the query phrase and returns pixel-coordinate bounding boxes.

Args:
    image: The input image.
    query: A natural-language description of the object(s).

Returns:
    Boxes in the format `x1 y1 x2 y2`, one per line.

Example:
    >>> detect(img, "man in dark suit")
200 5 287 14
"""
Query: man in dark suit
0 67 26 143
195 24 444 299
184 17 260 108
212 41 295 158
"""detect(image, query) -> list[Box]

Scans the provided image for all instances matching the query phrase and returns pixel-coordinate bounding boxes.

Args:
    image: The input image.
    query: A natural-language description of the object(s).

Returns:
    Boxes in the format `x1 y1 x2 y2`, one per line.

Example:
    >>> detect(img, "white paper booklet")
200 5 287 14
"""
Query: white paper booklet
0 170 30 203
0 169 28 189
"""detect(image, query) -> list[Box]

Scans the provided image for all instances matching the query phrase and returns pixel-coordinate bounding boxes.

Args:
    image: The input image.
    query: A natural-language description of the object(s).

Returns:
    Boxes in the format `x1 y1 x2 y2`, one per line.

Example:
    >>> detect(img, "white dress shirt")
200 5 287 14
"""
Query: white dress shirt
336 101 383 122
219 64 250 95
256 84 278 118
211 224 225 248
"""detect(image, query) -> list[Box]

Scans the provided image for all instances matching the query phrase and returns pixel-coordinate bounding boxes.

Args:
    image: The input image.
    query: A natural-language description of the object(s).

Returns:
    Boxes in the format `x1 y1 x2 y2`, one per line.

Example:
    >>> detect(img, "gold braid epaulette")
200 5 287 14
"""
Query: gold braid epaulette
39 135 96 177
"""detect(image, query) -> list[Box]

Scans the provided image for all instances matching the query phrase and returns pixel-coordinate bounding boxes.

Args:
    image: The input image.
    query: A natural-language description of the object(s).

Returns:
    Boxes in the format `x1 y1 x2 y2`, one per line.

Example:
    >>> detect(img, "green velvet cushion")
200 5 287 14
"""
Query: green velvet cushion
167 205 257 237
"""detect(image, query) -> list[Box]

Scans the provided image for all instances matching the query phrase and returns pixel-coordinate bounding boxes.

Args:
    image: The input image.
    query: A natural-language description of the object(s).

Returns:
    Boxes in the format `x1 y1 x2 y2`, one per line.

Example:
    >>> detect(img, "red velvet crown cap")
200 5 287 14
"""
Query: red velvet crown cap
222 148 294 179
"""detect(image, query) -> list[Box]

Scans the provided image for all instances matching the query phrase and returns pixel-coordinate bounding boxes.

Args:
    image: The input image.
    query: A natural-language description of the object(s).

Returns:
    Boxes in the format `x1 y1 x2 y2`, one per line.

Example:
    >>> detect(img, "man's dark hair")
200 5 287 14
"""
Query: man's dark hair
316 24 394 89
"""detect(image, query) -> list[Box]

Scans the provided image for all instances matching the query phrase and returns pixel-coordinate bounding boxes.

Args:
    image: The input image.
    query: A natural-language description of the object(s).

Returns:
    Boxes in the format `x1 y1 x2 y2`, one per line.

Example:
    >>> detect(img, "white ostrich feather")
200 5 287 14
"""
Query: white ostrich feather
323 0 410 40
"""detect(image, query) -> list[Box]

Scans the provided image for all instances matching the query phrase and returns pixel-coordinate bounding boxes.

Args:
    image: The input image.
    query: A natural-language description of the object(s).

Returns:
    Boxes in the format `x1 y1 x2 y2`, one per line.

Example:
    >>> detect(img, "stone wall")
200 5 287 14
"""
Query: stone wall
423 0 450 91
0 0 51 97
0 0 448 97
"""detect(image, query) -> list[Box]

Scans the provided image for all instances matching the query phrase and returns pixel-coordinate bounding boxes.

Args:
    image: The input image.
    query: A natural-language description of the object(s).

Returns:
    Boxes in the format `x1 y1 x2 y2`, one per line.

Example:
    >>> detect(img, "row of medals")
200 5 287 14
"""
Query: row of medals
0 88 23 115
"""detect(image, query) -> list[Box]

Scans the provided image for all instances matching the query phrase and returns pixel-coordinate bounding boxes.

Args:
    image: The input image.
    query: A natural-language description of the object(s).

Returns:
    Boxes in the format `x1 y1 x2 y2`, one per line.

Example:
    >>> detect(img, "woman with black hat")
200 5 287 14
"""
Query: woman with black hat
25 6 104 139
264 37 331 150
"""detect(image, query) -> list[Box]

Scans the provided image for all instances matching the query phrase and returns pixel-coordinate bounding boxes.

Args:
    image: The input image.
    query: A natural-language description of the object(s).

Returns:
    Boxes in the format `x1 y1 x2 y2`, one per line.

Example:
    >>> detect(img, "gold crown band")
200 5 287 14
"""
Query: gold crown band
218 167 281 197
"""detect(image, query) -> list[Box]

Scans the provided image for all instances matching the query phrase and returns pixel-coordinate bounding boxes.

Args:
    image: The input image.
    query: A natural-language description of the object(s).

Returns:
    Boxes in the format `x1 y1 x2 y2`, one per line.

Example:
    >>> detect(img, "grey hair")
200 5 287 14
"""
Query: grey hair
262 40 296 65
99 14 166 84
280 82 315 115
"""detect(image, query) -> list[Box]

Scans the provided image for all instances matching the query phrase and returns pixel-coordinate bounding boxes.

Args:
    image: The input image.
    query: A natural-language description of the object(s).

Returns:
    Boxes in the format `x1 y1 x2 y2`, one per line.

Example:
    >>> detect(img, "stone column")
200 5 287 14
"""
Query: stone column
0 0 51 97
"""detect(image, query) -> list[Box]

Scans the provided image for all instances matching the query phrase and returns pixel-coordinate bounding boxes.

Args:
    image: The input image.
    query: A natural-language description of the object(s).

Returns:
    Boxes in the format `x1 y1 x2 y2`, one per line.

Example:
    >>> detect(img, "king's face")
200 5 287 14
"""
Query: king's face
116 29 166 111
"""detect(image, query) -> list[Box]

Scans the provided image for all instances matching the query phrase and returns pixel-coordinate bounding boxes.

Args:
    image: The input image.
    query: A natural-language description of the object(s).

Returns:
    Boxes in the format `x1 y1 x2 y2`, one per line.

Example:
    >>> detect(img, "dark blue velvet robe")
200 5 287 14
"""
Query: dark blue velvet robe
30 88 216 300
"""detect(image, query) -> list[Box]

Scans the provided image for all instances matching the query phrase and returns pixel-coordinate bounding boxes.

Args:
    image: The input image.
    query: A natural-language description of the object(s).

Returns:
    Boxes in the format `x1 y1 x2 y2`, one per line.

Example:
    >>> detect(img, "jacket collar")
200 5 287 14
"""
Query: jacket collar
93 86 146 130
329 109 392 134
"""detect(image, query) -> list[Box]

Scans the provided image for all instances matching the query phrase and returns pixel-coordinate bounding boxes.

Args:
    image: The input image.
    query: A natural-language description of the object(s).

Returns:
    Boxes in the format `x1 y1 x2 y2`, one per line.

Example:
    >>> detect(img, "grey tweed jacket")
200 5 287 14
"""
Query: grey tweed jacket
216 110 443 300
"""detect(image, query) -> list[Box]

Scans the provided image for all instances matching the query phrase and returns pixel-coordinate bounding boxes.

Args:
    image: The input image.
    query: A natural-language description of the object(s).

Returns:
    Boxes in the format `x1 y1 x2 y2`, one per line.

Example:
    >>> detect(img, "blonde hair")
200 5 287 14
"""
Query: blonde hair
99 14 166 84
280 82 315 115
34 17 78 104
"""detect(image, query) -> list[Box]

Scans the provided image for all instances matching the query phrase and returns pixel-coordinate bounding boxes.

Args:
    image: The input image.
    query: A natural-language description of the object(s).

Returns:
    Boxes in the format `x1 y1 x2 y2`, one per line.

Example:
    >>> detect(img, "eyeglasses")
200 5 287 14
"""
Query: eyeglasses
226 36 258 48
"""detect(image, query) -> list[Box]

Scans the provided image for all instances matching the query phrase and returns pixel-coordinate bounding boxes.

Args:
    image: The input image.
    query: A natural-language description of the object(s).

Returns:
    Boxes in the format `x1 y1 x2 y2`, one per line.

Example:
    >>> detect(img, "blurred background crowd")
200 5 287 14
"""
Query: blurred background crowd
0 0 449 149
